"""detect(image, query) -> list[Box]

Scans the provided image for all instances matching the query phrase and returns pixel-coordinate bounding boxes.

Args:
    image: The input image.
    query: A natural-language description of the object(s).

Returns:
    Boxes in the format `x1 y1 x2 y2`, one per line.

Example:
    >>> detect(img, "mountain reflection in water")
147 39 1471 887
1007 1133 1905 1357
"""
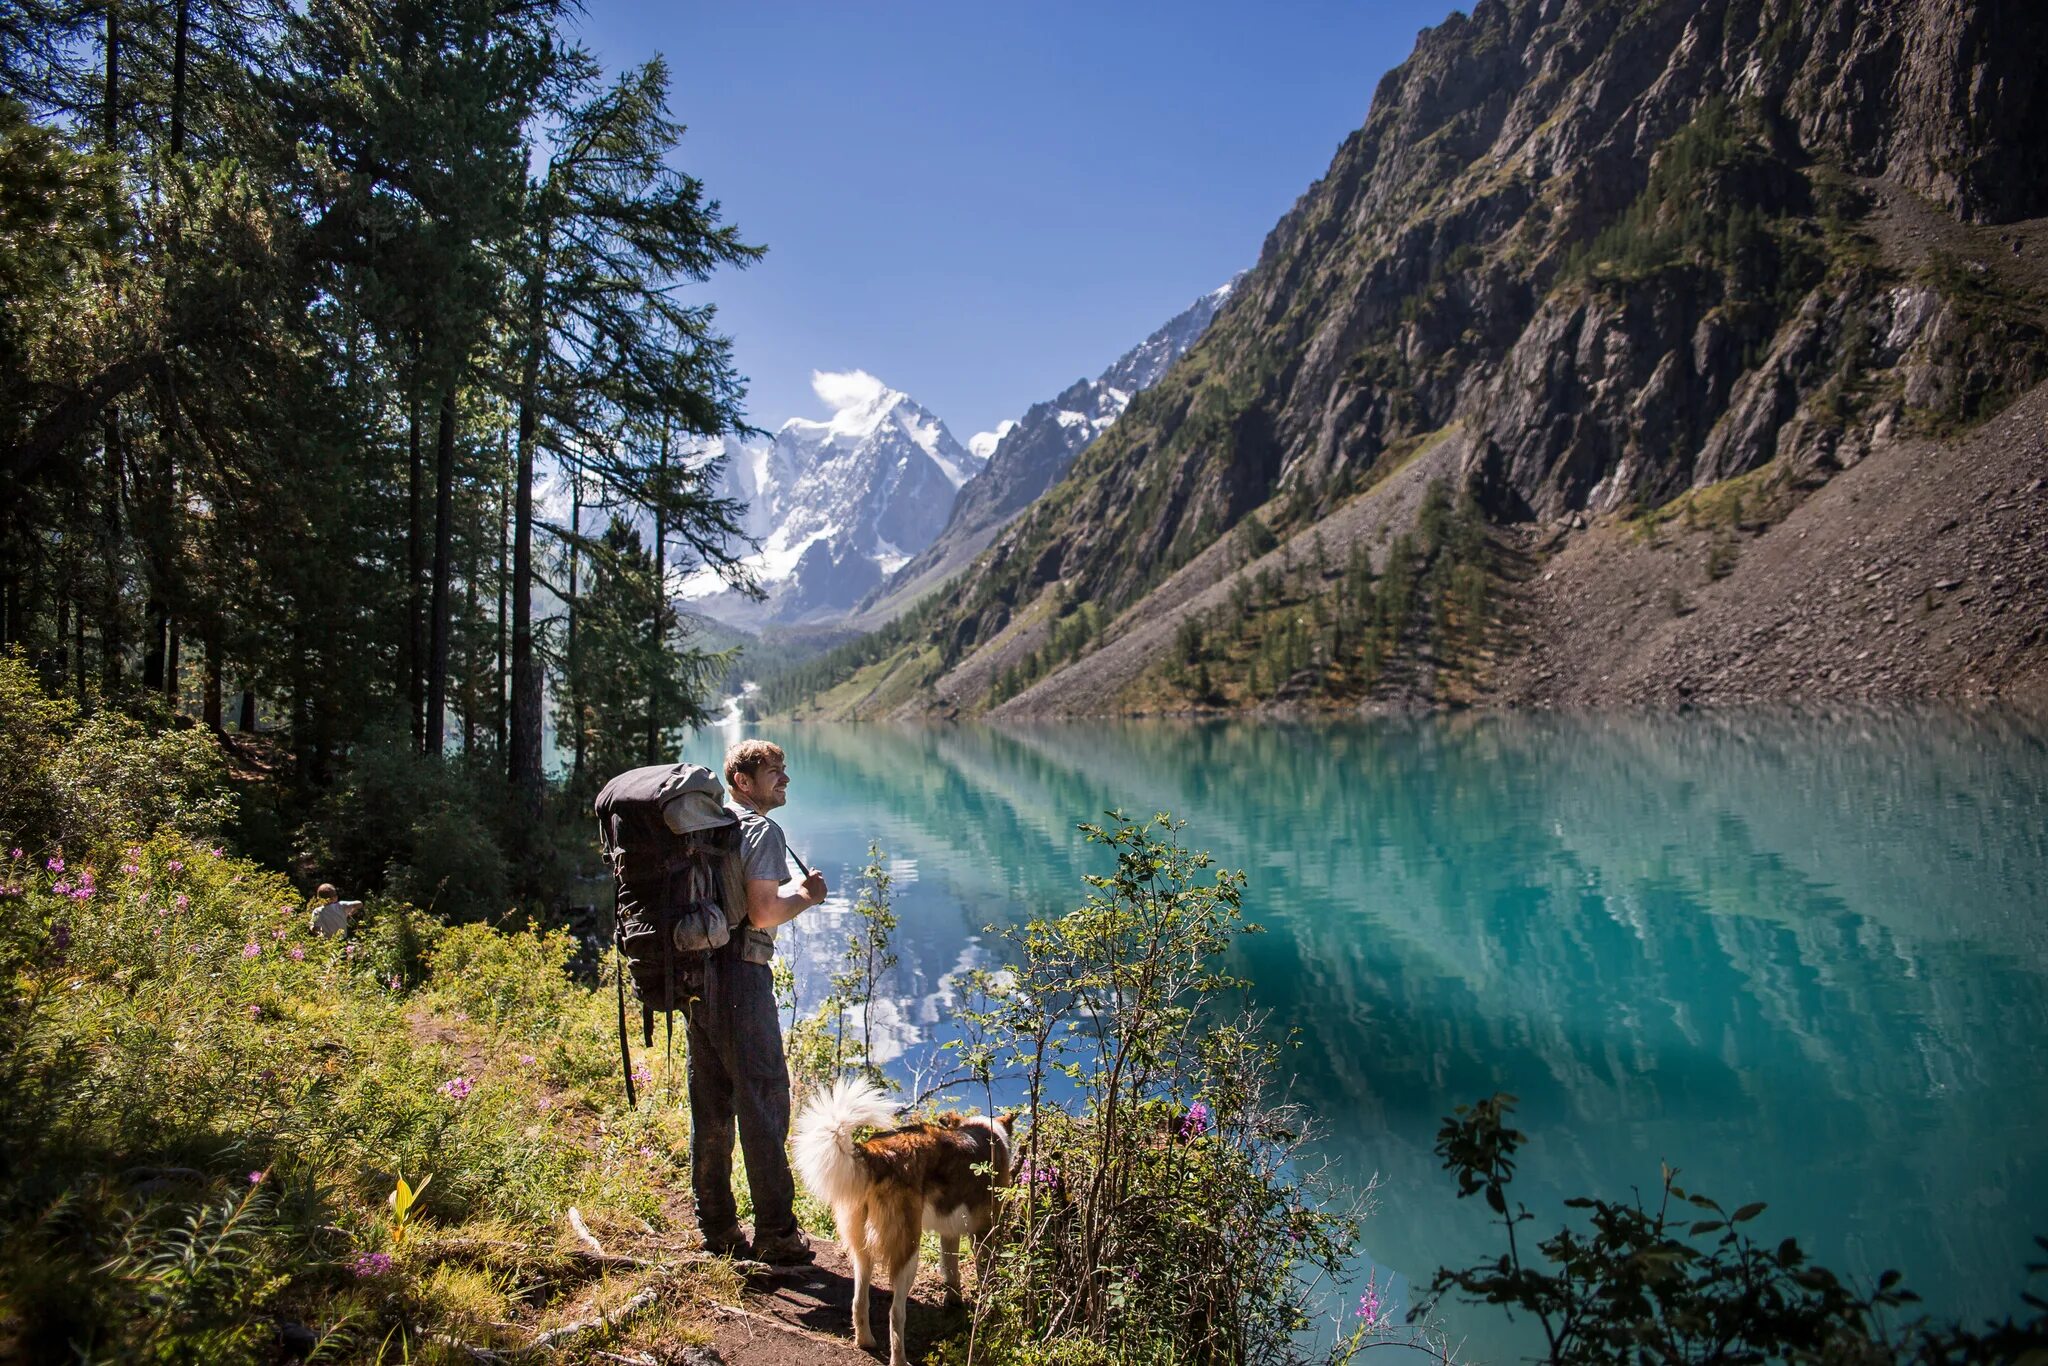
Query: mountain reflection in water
683 709 2048 1353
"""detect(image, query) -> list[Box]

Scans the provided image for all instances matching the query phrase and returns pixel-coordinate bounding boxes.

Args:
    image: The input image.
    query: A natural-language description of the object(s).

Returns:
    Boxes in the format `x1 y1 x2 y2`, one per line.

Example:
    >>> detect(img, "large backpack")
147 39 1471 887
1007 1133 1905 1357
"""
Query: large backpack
593 763 749 1102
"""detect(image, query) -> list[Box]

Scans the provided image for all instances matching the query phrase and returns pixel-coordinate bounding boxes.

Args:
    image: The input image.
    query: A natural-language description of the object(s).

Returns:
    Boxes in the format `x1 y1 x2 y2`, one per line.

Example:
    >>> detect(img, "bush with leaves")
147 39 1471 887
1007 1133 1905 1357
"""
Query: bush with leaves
1422 1093 2048 1365
950 814 1365 1365
0 652 234 859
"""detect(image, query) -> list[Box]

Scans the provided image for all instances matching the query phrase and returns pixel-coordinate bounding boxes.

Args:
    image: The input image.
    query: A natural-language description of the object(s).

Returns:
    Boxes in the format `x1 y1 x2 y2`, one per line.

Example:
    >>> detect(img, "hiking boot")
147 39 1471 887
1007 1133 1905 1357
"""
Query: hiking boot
751 1229 814 1265
701 1225 751 1258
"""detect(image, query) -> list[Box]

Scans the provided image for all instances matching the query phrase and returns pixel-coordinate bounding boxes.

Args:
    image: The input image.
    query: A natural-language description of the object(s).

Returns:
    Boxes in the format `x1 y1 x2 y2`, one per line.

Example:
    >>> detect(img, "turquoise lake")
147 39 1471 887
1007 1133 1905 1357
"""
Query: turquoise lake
680 710 2048 1358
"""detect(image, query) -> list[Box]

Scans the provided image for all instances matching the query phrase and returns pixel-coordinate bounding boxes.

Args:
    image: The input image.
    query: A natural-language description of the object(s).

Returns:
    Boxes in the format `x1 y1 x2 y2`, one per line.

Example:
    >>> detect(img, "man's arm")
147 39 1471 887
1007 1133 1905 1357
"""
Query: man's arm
744 867 828 929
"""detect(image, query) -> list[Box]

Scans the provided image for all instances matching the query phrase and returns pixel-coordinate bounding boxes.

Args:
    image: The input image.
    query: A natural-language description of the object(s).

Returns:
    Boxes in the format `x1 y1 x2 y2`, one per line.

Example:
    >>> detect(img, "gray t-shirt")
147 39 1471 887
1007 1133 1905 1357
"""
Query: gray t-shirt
728 801 795 950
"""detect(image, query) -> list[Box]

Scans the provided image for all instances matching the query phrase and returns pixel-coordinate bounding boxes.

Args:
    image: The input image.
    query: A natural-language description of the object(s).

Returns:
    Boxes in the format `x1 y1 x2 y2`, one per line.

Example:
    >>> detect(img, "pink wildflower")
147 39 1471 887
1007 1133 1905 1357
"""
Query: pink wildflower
273 927 287 940
387 974 401 991
351 1251 393 1278
167 860 183 873
70 885 92 901
248 1170 266 1185
536 1097 553 1111
344 943 356 959
248 1004 263 1020
210 847 225 858
121 863 141 876
631 1066 652 1086
46 857 63 872
243 942 261 959
174 893 190 910
288 946 305 961
518 1054 536 1067
51 881 71 896
440 1075 473 1101
10 848 22 859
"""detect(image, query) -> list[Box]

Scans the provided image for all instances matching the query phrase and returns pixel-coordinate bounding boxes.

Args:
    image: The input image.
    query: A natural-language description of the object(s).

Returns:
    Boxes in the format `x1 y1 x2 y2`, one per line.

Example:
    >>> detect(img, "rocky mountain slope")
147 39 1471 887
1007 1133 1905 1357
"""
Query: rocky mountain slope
854 280 1237 624
771 0 2048 719
683 374 982 628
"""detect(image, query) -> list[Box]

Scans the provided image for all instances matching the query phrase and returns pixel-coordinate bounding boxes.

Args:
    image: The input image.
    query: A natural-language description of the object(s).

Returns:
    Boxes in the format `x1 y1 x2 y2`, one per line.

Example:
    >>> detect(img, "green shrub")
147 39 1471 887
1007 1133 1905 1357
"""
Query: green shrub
0 653 234 858
951 814 1368 1365
1424 1094 2048 1365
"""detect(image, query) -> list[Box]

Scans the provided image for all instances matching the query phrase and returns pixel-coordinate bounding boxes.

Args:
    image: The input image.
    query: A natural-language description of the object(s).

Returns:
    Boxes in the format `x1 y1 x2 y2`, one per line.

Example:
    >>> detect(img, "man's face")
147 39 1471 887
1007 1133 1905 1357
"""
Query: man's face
735 760 789 812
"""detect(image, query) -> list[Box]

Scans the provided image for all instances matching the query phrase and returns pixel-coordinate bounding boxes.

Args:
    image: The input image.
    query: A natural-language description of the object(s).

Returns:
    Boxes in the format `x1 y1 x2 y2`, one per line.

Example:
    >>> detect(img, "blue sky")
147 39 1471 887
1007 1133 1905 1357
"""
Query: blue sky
569 1 1459 444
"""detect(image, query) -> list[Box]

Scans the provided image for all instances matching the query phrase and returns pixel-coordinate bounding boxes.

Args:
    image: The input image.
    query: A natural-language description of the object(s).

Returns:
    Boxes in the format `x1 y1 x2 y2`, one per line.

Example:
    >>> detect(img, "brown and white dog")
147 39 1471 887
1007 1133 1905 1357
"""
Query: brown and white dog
792 1078 1015 1366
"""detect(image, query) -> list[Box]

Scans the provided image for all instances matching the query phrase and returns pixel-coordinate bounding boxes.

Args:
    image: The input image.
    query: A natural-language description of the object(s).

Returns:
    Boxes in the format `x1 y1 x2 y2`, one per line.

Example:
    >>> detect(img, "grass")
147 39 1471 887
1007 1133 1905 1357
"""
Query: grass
0 821 729 1362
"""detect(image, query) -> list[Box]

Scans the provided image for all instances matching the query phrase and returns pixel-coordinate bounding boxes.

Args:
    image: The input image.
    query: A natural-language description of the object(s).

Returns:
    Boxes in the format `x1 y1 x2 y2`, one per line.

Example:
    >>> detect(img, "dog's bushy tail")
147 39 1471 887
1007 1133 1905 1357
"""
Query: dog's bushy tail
793 1076 896 1211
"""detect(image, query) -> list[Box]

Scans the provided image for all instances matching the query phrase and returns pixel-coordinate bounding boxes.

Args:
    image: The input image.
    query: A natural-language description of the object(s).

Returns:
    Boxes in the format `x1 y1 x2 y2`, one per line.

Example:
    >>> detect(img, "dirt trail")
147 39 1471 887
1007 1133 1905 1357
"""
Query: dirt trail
399 1007 971 1366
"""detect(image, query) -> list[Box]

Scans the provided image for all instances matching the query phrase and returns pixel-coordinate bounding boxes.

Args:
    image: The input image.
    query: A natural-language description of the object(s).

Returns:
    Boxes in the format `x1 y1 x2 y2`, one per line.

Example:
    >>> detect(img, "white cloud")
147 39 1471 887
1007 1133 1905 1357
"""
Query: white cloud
969 419 1018 462
811 368 890 414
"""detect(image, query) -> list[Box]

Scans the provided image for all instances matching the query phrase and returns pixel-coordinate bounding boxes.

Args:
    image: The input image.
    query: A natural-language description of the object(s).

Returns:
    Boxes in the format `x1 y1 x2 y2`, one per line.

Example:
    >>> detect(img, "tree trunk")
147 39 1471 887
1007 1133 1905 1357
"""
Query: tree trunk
168 0 189 157
165 621 179 707
508 249 548 816
144 602 167 690
237 687 257 733
496 448 509 756
463 487 479 754
407 368 424 753
426 385 455 756
203 631 222 730
647 409 668 764
100 414 124 698
567 467 584 790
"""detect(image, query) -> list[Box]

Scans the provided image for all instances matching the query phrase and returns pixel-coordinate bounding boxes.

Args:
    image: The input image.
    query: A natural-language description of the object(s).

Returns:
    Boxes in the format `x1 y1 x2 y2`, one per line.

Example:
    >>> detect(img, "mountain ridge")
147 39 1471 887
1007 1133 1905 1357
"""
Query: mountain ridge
763 0 2048 719
850 279 1237 626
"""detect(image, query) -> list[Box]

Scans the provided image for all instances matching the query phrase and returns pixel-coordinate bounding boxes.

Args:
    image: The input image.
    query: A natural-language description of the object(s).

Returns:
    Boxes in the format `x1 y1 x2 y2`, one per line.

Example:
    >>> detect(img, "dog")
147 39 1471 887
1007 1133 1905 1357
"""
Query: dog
792 1078 1015 1366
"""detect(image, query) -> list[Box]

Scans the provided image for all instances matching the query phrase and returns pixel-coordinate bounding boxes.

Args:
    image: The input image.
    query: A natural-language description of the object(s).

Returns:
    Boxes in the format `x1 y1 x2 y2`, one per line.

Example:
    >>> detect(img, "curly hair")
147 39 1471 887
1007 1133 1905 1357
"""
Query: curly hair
723 738 787 788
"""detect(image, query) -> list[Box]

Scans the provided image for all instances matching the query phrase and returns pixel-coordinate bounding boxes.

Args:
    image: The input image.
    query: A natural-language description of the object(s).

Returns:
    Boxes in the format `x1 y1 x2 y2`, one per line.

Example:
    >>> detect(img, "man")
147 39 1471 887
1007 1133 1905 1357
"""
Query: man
688 737 829 1263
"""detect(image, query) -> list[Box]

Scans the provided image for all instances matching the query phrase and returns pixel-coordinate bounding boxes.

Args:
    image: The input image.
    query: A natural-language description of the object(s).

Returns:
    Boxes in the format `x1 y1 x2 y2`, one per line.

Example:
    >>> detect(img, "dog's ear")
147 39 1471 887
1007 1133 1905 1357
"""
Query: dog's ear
997 1109 1022 1133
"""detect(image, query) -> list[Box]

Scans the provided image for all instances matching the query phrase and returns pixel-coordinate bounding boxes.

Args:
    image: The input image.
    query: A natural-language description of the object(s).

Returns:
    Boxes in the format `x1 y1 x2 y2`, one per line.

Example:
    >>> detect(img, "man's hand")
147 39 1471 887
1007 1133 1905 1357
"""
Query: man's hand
803 868 828 906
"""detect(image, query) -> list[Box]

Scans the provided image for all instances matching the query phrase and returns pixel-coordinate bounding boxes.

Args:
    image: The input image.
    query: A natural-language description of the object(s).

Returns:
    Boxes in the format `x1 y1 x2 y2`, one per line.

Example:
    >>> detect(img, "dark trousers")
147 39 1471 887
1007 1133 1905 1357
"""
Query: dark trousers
685 951 797 1239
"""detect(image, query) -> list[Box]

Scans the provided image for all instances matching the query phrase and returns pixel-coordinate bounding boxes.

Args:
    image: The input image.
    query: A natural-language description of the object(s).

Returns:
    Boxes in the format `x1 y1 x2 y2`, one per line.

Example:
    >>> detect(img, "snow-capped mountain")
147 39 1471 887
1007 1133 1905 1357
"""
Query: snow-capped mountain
684 371 983 627
856 277 1239 622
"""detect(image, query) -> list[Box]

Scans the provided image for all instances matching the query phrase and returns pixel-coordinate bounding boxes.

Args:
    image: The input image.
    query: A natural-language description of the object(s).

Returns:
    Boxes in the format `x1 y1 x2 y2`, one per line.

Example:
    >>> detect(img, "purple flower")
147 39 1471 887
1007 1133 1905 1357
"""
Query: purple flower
69 885 92 902
518 1054 535 1067
210 847 224 858
273 927 287 940
121 862 141 876
52 881 72 896
639 1146 657 1160
9 848 22 860
167 860 183 873
288 946 305 962
174 894 190 910
1356 1271 1385 1326
387 974 401 991
1179 1100 1211 1138
344 944 356 959
46 857 63 873
248 1169 266 1185
536 1096 553 1111
248 1004 263 1020
631 1066 652 1086
351 1251 393 1278
440 1076 473 1101
243 942 261 959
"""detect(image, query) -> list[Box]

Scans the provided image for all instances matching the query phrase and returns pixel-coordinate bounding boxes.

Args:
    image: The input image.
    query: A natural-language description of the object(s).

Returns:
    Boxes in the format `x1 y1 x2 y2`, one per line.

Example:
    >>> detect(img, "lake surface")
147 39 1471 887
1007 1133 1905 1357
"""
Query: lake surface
682 710 2048 1359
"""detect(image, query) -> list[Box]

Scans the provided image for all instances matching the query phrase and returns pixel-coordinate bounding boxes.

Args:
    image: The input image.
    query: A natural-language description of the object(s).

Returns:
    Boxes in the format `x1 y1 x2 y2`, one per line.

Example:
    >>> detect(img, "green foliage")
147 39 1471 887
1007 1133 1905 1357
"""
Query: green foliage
555 517 730 797
304 735 513 923
0 709 687 1359
951 814 1365 1364
1566 99 1822 319
0 654 234 858
1424 1093 2048 1365
827 843 901 1089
